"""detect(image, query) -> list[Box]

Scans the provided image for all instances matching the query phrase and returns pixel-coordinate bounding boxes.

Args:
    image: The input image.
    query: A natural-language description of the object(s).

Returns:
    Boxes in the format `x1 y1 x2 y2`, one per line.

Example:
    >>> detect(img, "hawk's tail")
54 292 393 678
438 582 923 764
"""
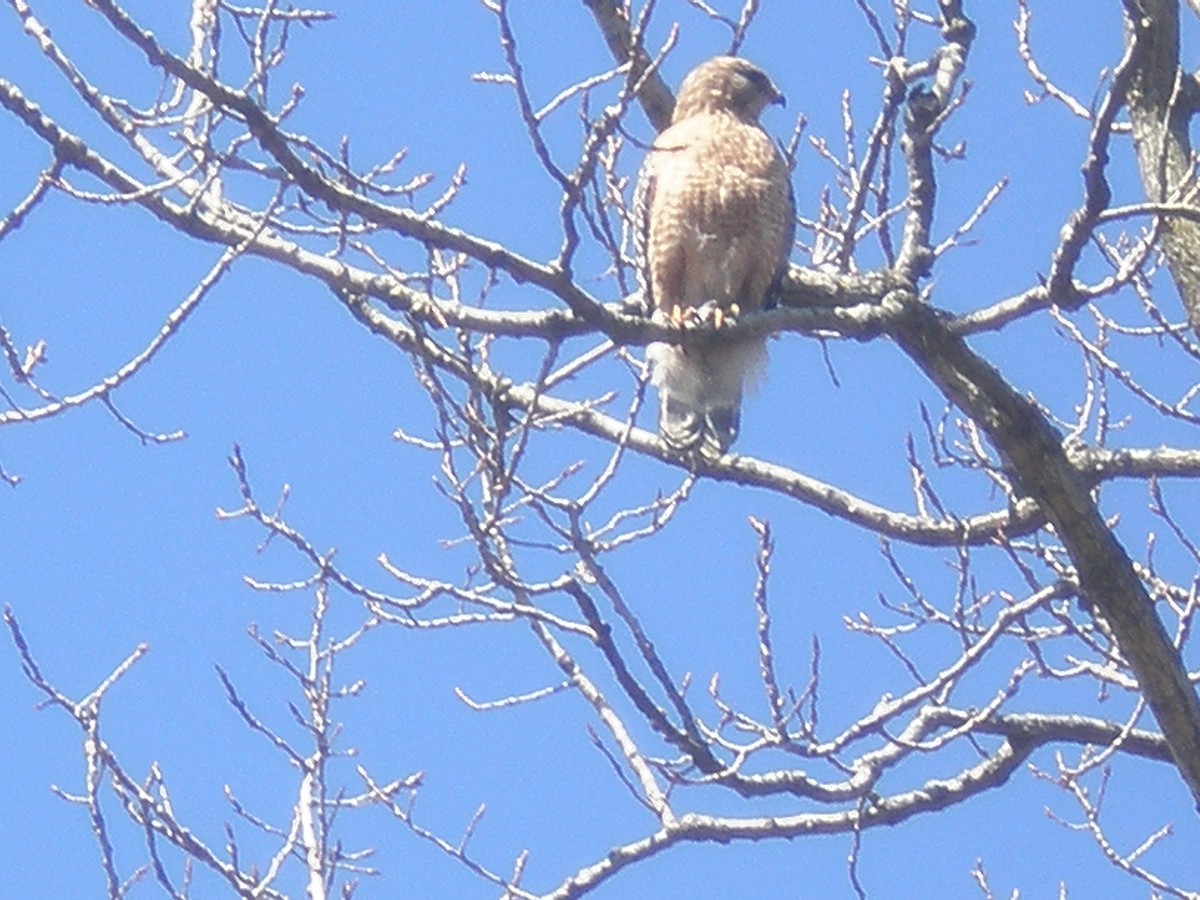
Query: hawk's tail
659 393 741 459
705 405 741 456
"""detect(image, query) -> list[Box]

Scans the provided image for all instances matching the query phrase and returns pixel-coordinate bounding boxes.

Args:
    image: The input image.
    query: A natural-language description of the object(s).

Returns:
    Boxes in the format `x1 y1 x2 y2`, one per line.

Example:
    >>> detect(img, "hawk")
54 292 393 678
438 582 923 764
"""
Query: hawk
634 55 794 458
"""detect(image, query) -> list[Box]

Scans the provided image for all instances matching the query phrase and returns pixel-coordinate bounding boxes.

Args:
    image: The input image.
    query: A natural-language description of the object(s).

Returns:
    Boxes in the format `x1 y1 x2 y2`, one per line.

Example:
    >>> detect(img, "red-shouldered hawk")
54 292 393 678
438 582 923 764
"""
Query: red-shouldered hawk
635 55 794 458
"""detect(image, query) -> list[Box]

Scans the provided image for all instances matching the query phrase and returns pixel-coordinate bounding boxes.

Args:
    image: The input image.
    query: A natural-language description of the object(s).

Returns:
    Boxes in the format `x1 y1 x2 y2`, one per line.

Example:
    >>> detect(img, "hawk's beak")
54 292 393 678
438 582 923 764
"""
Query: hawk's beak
772 91 786 108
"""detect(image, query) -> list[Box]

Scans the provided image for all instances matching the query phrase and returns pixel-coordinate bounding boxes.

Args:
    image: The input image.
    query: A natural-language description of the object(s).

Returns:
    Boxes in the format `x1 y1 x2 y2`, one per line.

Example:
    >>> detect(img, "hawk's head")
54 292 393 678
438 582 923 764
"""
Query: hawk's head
671 56 785 124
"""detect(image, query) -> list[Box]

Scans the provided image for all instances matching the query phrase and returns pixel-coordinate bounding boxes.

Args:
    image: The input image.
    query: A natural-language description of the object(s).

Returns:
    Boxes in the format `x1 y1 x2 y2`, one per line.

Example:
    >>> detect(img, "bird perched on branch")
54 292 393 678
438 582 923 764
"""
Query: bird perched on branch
634 55 794 458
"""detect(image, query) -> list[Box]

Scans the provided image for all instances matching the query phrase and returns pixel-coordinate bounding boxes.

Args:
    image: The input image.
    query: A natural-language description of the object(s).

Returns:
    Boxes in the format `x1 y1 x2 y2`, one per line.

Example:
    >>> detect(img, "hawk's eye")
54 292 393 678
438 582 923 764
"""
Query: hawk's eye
743 68 773 95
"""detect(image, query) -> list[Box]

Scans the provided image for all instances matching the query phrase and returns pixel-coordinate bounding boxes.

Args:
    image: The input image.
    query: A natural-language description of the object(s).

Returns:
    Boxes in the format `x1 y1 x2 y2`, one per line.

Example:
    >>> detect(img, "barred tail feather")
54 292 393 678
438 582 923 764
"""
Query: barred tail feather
704 405 741 456
657 392 742 460
658 392 706 452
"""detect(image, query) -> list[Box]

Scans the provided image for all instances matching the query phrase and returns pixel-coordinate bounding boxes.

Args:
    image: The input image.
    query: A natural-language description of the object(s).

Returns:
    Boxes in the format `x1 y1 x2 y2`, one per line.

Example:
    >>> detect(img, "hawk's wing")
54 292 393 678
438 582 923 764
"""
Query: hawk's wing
632 151 657 317
764 168 796 311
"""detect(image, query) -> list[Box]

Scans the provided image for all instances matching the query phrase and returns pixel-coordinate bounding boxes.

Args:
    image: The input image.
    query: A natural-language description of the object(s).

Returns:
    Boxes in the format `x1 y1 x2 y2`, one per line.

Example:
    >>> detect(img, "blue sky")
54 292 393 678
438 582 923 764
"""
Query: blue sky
3 1 1199 897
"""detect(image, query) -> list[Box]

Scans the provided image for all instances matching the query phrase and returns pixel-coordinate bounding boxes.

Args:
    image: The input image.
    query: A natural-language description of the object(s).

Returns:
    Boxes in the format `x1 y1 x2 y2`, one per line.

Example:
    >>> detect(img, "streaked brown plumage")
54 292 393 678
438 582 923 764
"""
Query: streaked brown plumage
635 56 794 457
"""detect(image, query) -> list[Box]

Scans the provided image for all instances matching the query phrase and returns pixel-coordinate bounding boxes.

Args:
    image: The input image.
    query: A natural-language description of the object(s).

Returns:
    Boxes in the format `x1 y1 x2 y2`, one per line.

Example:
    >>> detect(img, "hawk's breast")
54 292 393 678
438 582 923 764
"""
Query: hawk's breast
647 112 791 310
